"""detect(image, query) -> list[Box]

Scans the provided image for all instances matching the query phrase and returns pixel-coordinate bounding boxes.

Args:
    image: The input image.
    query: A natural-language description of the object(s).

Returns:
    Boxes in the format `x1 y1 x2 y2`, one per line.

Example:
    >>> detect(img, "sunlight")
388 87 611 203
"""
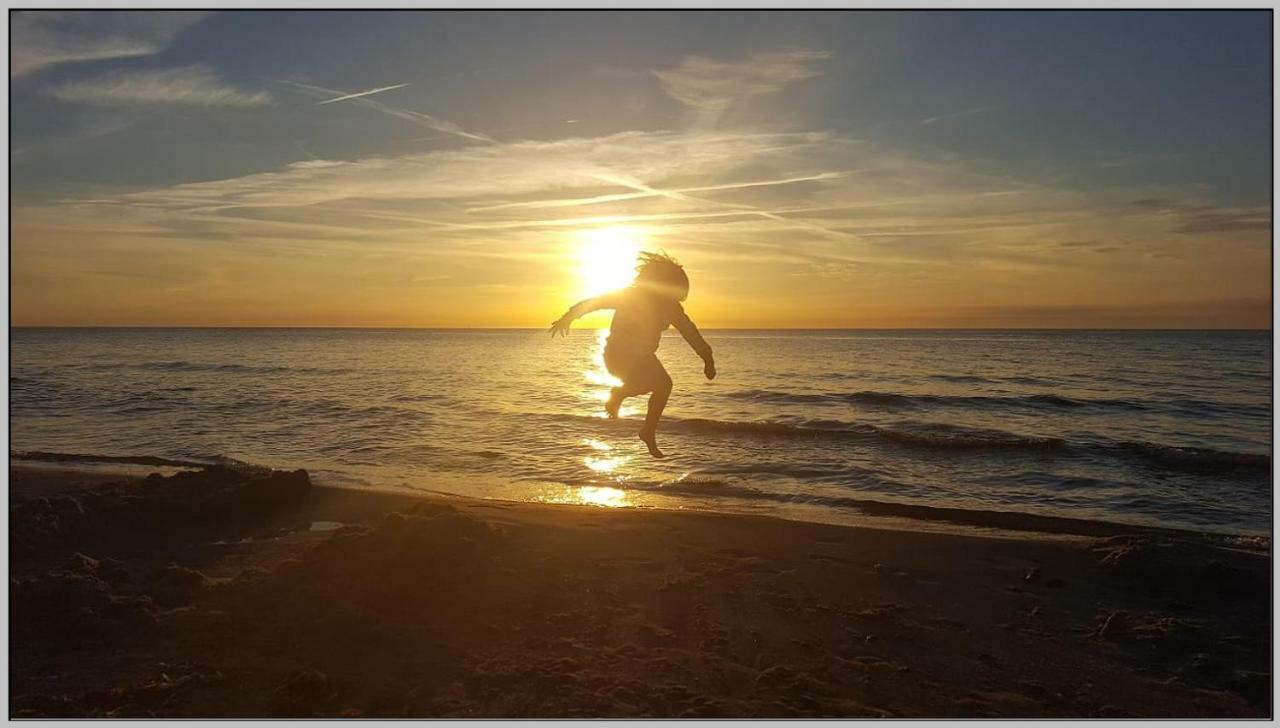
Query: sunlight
575 485 629 508
576 226 644 297
584 455 627 473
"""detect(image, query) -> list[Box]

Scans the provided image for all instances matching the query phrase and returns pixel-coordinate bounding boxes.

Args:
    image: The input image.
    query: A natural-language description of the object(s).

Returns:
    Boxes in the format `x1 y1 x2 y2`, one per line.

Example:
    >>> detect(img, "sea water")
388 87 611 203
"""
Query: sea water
10 328 1271 535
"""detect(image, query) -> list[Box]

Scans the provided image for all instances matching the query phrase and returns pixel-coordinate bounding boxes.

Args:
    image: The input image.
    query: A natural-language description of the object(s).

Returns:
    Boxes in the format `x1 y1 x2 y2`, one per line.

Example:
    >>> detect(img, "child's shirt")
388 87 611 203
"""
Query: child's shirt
599 287 712 361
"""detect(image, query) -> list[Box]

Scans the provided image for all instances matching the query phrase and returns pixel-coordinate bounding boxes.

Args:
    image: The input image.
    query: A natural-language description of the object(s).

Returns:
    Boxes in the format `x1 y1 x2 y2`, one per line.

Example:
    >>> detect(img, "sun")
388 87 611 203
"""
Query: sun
576 226 645 297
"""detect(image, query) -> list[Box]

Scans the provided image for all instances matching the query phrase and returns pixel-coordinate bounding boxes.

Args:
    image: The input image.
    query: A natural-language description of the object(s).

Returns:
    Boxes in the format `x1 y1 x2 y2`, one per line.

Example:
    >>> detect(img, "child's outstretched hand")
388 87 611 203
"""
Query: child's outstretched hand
549 316 572 338
704 359 717 380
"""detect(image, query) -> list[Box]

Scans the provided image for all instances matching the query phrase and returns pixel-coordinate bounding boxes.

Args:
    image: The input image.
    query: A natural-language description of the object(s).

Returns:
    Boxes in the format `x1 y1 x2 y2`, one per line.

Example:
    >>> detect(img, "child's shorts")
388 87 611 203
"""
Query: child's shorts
603 345 661 383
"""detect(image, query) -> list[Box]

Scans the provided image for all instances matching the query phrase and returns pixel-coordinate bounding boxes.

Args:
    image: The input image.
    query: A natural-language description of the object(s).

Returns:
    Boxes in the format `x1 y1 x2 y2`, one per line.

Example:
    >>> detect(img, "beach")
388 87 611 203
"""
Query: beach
10 463 1270 718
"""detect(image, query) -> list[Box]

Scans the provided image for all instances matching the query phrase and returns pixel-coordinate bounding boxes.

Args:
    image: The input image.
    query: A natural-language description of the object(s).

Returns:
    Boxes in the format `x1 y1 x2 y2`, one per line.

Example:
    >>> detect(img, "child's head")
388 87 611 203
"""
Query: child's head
633 251 689 301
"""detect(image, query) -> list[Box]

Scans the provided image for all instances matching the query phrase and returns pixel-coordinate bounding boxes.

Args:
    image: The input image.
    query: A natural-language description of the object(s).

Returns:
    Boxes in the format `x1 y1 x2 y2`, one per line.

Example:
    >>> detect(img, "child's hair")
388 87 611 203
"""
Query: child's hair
634 251 690 301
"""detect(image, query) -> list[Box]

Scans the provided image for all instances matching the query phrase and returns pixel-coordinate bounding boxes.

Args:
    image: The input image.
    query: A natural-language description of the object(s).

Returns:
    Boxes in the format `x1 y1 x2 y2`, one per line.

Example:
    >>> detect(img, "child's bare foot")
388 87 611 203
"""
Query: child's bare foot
638 429 665 458
604 389 622 419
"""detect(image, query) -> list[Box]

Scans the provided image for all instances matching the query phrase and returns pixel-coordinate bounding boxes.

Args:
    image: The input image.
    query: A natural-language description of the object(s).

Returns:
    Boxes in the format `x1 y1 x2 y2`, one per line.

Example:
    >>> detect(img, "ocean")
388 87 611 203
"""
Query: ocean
10 328 1272 535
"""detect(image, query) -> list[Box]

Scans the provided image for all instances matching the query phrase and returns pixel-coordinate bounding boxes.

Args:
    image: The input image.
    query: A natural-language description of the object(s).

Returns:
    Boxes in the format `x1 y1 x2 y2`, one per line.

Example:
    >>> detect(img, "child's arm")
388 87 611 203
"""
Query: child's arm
549 291 620 337
671 307 716 380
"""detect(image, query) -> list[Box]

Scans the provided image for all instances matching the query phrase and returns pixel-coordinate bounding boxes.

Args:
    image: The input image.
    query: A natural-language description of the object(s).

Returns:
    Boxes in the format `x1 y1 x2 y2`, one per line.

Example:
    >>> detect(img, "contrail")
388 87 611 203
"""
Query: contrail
280 80 492 143
587 171 860 242
467 173 845 214
317 83 410 105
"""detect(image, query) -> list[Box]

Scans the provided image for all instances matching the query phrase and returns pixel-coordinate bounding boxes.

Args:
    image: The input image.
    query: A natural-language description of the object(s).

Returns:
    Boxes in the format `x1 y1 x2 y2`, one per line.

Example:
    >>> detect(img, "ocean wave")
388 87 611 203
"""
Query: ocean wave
10 450 253 470
694 461 880 480
546 411 1268 475
872 422 1068 451
84 361 357 375
649 416 1069 453
625 479 1177 537
745 388 1143 410
1109 441 1271 475
720 388 1260 416
389 393 450 403
662 417 839 438
980 471 1127 491
1160 398 1271 419
927 374 1000 384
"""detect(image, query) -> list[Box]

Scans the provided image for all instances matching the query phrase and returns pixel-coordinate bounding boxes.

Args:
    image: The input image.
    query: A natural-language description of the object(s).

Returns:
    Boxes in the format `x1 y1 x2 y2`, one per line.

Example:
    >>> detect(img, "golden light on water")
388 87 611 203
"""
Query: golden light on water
584 456 626 473
534 484 632 508
583 438 631 476
575 486 629 507
576 226 644 297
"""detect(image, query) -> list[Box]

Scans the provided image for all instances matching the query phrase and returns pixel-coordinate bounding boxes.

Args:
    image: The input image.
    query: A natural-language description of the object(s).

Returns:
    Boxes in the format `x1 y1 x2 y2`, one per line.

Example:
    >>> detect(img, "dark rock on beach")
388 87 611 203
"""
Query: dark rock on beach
11 465 311 556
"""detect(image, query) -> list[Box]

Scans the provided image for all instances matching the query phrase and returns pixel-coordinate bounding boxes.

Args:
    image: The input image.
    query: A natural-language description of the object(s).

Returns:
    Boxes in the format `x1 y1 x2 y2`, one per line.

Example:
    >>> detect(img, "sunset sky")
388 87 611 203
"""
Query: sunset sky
10 10 1272 328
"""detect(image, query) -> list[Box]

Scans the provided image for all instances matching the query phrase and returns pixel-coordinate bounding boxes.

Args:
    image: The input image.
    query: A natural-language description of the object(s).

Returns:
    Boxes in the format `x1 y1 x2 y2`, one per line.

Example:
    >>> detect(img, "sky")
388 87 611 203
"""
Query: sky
10 10 1273 328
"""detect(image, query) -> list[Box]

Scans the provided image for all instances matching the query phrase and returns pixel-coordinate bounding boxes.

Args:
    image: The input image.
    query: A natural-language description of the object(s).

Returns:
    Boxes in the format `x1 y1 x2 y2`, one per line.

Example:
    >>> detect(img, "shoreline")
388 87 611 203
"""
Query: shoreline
9 462 1271 718
10 455 1269 544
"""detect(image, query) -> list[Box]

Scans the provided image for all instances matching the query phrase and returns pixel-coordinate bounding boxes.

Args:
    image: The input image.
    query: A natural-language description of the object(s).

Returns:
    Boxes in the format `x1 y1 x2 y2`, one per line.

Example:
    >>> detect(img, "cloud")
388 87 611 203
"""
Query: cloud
1129 197 1271 234
14 112 1272 328
18 122 1271 298
11 113 138 160
929 298 1271 328
11 11 208 78
48 65 271 107
920 106 990 126
654 50 831 125
103 130 831 215
1174 208 1270 234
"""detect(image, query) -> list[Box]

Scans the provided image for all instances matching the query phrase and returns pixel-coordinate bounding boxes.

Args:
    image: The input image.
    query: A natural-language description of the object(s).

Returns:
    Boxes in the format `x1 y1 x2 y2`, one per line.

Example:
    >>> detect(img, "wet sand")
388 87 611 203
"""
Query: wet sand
9 464 1270 718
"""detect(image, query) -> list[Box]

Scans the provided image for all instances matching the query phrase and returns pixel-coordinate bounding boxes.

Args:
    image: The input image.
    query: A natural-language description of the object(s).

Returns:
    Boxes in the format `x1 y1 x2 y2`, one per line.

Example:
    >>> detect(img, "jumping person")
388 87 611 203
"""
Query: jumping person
550 252 716 458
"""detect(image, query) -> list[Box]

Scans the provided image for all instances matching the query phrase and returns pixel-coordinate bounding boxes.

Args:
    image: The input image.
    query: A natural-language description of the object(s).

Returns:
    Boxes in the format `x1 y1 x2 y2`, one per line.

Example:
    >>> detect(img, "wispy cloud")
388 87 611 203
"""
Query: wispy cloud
11 11 208 78
47 124 1266 281
15 119 1271 327
11 114 138 160
316 82 410 105
655 50 831 125
1130 198 1271 234
281 80 492 143
49 65 271 107
97 130 821 216
466 172 845 213
920 106 990 126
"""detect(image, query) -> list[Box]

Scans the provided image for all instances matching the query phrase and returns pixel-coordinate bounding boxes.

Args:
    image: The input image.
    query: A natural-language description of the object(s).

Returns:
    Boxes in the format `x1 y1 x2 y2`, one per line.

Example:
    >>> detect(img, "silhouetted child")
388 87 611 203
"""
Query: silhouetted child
551 252 716 458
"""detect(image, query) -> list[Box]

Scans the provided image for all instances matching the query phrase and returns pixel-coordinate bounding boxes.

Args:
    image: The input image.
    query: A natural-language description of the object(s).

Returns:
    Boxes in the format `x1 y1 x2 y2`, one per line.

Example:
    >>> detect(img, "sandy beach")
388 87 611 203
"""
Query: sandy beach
9 463 1270 718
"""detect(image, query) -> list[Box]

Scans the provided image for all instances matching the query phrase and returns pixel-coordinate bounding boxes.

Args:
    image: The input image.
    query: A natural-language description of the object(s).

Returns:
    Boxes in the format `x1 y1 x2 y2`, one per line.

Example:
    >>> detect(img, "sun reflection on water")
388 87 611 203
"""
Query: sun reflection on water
583 437 631 478
584 455 626 473
576 485 629 507
534 484 631 508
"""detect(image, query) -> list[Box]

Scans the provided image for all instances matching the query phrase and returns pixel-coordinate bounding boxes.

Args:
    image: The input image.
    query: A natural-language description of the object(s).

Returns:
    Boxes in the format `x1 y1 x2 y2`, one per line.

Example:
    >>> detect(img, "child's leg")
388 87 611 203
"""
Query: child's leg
605 382 645 418
603 349 649 418
635 357 672 458
603 351 672 457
